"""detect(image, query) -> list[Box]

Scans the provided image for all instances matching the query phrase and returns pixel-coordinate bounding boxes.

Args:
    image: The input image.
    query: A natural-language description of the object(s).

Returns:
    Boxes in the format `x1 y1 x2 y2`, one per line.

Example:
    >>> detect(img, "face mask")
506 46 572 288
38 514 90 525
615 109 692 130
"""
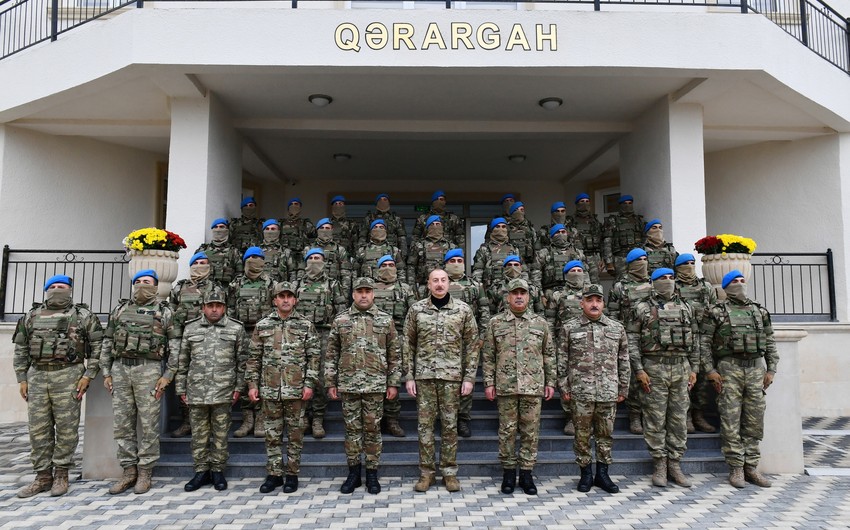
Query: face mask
263 230 280 244
377 267 397 284
511 209 525 223
576 202 590 214
552 212 567 224
654 278 676 299
503 201 514 215
627 259 648 282
331 204 346 218
211 227 229 244
566 271 584 289
133 284 158 306
725 282 748 302
190 263 211 283
491 226 508 243
288 204 301 217
646 226 664 247
445 262 464 280
242 206 257 219
370 226 387 243
620 203 634 215
432 198 446 213
676 264 697 283
317 229 333 242
305 260 325 279
245 257 265 279
45 289 73 309
552 233 569 248
376 201 390 213
504 265 521 279
426 224 443 240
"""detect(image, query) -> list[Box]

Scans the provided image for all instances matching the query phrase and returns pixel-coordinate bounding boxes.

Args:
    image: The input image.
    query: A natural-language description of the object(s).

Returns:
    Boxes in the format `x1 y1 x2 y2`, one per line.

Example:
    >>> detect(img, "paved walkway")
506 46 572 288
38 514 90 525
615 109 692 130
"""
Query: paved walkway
1 421 849 529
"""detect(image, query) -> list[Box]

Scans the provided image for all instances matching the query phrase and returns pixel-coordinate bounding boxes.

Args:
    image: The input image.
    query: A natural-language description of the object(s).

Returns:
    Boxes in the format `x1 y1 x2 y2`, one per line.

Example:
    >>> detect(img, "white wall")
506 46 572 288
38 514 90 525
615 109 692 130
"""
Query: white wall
798 324 850 417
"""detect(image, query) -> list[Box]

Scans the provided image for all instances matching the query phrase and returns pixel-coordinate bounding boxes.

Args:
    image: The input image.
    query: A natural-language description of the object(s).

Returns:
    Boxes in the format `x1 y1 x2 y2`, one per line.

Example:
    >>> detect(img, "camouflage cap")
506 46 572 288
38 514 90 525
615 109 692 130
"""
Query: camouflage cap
202 286 227 305
582 283 604 298
507 278 529 292
352 277 375 290
273 281 297 297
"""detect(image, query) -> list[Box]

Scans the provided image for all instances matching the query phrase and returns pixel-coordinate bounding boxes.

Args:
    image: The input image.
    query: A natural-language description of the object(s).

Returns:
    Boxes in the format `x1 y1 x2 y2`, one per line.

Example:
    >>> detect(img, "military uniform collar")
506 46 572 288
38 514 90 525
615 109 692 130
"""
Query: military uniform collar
504 309 532 321
200 315 229 327
349 303 380 316
579 313 609 326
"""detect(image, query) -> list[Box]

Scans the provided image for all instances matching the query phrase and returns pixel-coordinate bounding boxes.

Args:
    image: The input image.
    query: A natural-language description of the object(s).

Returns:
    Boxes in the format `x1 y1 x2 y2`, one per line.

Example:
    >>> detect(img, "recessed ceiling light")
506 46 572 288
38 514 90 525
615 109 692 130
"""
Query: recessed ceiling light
308 94 333 107
538 97 563 110
333 153 351 161
508 154 526 163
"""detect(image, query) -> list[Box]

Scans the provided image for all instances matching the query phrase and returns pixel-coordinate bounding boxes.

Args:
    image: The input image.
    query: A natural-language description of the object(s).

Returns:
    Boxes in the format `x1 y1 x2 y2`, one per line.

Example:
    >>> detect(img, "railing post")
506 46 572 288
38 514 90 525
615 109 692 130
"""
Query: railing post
594 0 601 11
846 18 849 73
446 0 452 8
292 0 298 7
137 0 144 8
799 0 809 46
826 248 837 321
740 0 747 14
0 245 10 319
50 0 59 42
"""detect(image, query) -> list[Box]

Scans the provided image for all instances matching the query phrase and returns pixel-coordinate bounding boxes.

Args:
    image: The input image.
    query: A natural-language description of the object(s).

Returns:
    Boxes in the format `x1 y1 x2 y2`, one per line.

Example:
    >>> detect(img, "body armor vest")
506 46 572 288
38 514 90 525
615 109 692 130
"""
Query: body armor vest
720 304 767 357
230 219 258 250
298 284 333 327
509 227 532 257
234 282 271 327
113 305 167 360
372 284 407 324
448 280 474 304
206 247 235 284
613 215 642 254
646 245 675 271
485 244 513 286
573 216 601 253
643 305 693 352
28 310 85 363
543 251 579 289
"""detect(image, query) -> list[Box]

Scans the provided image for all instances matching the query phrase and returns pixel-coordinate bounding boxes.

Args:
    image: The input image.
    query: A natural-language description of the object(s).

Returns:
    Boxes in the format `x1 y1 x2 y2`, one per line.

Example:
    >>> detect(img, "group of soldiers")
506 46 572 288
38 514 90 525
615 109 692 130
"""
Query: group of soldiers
12 190 777 498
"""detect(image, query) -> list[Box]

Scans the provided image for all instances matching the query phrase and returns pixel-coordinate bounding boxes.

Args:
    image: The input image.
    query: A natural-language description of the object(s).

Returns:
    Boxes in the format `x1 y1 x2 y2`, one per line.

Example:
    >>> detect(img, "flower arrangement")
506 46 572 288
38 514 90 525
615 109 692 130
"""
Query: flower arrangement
694 234 757 255
123 228 187 252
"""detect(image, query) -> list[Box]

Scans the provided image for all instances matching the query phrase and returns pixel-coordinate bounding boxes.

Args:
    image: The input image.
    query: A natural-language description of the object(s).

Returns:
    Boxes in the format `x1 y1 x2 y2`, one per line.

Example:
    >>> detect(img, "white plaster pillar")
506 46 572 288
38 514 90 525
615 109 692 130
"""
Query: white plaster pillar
838 132 850 322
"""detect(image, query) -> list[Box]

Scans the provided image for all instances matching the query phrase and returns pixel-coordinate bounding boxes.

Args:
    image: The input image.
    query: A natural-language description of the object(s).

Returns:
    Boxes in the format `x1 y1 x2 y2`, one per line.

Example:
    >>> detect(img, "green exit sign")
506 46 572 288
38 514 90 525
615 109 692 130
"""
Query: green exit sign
414 204 431 213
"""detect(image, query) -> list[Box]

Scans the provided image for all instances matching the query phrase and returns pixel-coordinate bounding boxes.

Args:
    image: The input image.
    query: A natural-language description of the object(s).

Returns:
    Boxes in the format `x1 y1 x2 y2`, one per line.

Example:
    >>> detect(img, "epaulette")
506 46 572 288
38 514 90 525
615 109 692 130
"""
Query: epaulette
184 316 202 326
228 316 244 326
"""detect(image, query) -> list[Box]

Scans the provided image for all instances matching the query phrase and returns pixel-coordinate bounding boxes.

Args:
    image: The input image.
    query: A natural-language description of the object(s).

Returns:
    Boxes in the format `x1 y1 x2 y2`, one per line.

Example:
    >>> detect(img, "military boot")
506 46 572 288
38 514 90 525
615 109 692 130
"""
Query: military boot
311 417 326 439
171 421 192 438
667 459 692 488
282 474 299 493
518 470 537 495
686 414 695 434
457 419 472 438
108 466 137 495
385 418 406 437
501 469 516 494
652 457 668 487
443 476 461 492
594 463 619 493
563 420 575 436
744 465 772 487
134 467 153 494
234 409 254 438
50 468 69 497
692 410 716 433
577 465 593 493
365 469 381 494
729 466 746 488
253 410 265 438
17 470 53 498
414 473 436 492
340 464 362 494
629 412 643 434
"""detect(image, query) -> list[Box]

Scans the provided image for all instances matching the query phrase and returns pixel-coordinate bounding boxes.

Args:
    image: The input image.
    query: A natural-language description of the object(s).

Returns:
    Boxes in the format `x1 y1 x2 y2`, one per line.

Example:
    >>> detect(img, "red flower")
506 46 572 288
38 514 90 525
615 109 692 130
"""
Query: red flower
694 236 722 254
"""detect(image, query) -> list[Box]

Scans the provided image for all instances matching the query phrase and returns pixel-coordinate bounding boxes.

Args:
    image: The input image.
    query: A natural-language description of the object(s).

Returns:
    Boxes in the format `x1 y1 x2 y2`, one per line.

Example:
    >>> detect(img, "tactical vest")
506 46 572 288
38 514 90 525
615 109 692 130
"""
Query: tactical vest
298 283 333 327
362 244 393 277
261 244 285 279
448 280 474 305
646 245 674 271
234 281 271 327
113 304 167 360
366 212 402 248
317 243 340 280
174 283 206 328
719 304 767 357
612 215 642 254
678 282 711 321
543 251 578 289
485 244 513 287
279 221 305 252
620 282 652 323
643 305 693 352
28 309 86 363
509 226 532 258
230 219 258 250
559 294 583 323
331 220 353 248
418 240 448 283
573 216 601 253
372 284 407 325
205 247 235 284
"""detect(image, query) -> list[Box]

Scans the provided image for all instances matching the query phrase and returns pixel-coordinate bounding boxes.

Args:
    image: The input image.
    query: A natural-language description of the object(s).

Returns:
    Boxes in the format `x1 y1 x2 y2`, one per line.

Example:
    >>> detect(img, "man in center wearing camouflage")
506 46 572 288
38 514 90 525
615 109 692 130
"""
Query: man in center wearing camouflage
298 217 352 298
506 202 538 265
278 198 316 255
603 195 646 280
483 278 556 496
532 223 586 303
362 193 408 258
328 195 362 257
412 190 465 249
404 269 479 493
567 193 604 284
640 219 678 274
326 277 402 495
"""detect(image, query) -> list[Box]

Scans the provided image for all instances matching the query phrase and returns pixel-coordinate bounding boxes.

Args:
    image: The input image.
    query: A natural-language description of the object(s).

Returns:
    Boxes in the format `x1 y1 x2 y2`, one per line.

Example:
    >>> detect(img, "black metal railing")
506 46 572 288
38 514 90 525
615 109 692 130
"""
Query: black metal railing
1 0 847 75
750 249 837 321
0 246 130 320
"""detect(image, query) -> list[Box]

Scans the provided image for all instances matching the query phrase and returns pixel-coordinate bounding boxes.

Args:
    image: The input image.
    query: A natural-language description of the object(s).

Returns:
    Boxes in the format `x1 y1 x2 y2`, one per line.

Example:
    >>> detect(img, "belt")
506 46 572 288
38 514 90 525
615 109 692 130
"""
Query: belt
725 356 762 368
32 363 73 371
643 355 687 365
117 356 160 366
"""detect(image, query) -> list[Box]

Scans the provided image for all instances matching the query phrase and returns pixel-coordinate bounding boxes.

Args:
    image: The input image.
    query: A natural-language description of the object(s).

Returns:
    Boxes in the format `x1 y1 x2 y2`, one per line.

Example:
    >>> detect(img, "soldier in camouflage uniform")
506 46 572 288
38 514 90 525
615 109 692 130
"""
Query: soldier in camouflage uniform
404 269 479 493
326 277 402 495
258 219 296 283
176 286 244 492
229 196 263 253
278 198 316 254
362 193 408 258
483 278 556 496
506 202 539 265
702 270 778 489
627 268 699 488
568 193 605 284
536 201 581 249
603 195 646 280
102 269 181 495
559 284 629 494
473 217 521 295
532 223 586 302
246 281 320 494
640 219 678 274
487 255 544 317
13 275 103 498
298 218 353 297
483 194 517 241
674 253 718 434
408 216 457 297
412 190 465 249
195 218 242 288
329 195 362 257
297 248 348 438
356 219 408 284
372 254 417 437
227 247 275 438
607 248 652 434
444 249 490 438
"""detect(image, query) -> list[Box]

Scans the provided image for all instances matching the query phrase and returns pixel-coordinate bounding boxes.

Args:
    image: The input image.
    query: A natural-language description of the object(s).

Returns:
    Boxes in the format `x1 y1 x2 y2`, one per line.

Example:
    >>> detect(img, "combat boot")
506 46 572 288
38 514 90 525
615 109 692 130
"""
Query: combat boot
282 474 299 493
692 410 716 433
414 473 436 492
385 418 406 437
171 421 192 438
744 465 772 488
686 414 695 434
577 465 593 492
443 476 461 492
234 409 254 438
594 463 619 494
518 470 537 495
259 475 283 493
667 459 692 488
340 464 362 494
651 457 668 487
184 471 212 492
17 470 53 498
729 466 746 488
134 467 153 494
212 471 228 491
253 410 265 438
457 419 472 438
108 466 137 495
365 469 381 494
311 417 326 439
563 420 575 436
629 412 643 434
501 469 516 494
50 468 69 497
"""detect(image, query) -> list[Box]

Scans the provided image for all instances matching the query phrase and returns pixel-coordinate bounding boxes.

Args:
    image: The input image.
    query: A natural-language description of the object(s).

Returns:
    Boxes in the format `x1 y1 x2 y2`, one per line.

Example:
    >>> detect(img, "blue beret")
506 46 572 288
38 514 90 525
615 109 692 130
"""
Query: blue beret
210 218 229 228
304 248 325 261
644 219 662 233
651 268 675 281
132 269 158 284
551 201 566 213
316 217 332 229
44 274 72 291
189 252 208 266
675 253 696 267
370 219 386 230
243 247 265 262
426 215 441 228
240 196 256 208
509 202 524 215
375 193 389 203
262 218 279 230
444 248 464 262
287 198 301 207
575 193 590 203
503 255 521 266
549 223 566 238
431 190 446 202
722 270 745 289
563 260 584 274
330 195 346 204
490 217 507 229
500 193 516 203
626 248 647 263
618 195 634 204
377 255 395 268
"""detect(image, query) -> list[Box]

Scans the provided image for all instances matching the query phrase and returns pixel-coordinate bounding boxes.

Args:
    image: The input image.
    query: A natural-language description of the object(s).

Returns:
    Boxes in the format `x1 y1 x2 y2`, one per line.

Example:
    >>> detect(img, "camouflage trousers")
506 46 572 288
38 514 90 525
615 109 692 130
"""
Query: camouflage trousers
571 400 616 466
497 395 542 470
342 392 384 470
612 255 628 283
238 331 259 413
416 379 460 477
688 370 717 412
189 403 232 472
625 373 642 415
559 395 573 422
26 363 85 472
585 253 603 284
308 329 329 421
640 357 690 460
458 355 482 423
716 357 766 467
263 398 306 476
112 360 162 469
383 394 401 421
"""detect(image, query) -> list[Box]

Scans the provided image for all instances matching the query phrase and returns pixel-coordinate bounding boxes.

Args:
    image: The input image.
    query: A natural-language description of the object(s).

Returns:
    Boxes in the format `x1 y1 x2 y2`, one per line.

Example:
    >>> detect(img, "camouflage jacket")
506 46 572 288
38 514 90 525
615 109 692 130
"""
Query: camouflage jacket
448 275 491 336
567 212 604 255
296 240 353 296
175 315 245 404
170 278 217 331
627 294 699 373
412 209 465 249
700 299 779 374
277 215 316 253
507 218 539 264
559 313 630 401
245 311 320 401
676 278 717 328
472 240 522 293
227 273 276 329
194 242 242 287
362 210 408 256
259 242 296 283
482 309 556 396
487 276 544 316
602 212 646 262
547 285 585 342
640 241 679 274
228 215 263 252
407 237 456 286
295 275 348 329
329 215 362 256
356 242 408 285
101 300 181 379
532 245 587 291
402 295 479 383
13 302 103 383
372 280 417 332
325 305 402 393
607 278 652 325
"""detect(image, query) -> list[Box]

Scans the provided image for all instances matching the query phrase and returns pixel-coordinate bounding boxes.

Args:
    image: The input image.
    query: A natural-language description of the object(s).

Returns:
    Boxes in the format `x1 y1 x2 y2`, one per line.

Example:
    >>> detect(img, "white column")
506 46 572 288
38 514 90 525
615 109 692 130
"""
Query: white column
761 328 806 473
838 133 850 322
